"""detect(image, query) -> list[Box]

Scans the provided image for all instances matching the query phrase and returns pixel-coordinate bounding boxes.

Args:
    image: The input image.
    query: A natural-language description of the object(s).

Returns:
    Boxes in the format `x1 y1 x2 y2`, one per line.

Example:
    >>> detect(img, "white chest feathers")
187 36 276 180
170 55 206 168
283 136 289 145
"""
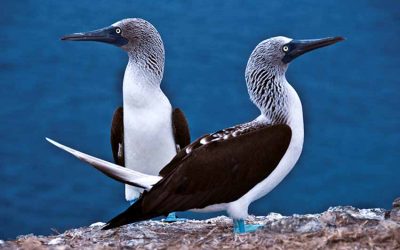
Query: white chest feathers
122 63 176 200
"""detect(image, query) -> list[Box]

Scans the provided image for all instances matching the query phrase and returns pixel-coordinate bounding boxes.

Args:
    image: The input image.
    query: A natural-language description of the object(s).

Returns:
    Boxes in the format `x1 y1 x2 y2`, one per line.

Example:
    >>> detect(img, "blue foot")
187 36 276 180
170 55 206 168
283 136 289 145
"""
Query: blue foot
233 219 263 234
162 212 187 223
128 198 138 206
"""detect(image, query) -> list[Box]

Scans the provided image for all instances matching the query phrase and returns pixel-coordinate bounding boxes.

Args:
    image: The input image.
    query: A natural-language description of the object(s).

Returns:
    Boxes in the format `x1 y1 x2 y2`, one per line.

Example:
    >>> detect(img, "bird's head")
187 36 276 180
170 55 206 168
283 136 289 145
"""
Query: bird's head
245 36 344 120
61 18 165 77
246 36 344 77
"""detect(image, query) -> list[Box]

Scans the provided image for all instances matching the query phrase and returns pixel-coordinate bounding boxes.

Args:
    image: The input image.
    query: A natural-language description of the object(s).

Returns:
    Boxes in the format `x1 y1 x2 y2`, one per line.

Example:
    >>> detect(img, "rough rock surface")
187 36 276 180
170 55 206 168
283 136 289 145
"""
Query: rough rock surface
2 198 400 249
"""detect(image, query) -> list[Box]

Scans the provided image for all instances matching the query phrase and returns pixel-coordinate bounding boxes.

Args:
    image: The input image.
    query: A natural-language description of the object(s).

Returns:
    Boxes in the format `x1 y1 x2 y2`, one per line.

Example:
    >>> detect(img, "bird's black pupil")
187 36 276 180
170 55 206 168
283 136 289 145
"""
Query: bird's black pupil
283 45 289 52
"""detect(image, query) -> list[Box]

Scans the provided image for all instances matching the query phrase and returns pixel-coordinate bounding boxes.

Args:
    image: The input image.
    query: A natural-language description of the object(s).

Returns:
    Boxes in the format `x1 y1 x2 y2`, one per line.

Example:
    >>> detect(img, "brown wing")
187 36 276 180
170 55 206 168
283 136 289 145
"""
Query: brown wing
158 108 190 177
110 107 124 166
104 124 292 229
159 121 259 177
172 108 191 151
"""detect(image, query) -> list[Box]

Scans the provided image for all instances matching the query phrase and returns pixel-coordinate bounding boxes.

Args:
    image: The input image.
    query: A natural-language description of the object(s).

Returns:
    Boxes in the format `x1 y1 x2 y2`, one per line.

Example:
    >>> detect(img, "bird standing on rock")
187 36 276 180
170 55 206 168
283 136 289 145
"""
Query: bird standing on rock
60 18 191 222
48 35 343 233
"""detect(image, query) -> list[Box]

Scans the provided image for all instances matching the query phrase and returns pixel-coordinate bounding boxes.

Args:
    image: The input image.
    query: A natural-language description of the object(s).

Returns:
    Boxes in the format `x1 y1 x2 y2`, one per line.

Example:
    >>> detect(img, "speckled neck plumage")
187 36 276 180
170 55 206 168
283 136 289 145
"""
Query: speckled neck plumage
119 18 165 85
246 64 289 125
127 46 164 84
244 37 298 125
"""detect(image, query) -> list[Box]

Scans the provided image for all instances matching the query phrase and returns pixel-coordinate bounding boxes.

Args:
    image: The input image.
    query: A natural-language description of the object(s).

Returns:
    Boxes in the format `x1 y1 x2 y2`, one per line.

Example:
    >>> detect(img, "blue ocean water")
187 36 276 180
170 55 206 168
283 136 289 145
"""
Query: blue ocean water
0 0 399 239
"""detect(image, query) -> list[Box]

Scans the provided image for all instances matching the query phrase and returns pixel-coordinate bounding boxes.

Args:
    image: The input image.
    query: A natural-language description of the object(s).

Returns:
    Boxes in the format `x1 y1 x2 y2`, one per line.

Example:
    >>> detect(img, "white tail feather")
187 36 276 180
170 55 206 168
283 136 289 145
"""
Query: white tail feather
45 138 162 189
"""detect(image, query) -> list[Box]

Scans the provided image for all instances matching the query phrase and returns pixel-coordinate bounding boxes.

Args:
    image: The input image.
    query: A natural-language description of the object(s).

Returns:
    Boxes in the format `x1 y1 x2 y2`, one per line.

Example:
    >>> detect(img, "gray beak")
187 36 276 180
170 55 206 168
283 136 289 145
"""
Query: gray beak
61 26 128 47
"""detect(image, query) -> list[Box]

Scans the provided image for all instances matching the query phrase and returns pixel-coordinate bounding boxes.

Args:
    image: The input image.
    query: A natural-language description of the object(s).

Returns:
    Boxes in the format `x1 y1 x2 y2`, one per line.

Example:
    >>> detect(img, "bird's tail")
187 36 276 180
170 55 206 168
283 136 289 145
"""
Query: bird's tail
102 198 159 230
45 138 162 189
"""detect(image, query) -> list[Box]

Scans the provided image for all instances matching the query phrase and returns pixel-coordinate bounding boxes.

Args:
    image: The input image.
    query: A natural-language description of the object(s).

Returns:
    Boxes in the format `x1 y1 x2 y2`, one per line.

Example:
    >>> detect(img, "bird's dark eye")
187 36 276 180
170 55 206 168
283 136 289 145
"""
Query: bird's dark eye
115 27 122 34
282 45 289 52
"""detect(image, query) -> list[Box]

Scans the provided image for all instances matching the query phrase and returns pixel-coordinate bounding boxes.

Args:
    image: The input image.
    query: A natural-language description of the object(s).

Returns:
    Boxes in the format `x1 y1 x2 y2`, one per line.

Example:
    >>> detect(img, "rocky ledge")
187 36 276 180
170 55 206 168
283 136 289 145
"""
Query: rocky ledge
2 198 400 249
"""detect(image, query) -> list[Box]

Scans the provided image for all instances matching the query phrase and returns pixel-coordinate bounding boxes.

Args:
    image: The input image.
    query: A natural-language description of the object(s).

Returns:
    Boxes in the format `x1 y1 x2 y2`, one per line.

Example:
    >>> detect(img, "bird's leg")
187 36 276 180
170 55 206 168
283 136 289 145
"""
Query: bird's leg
233 219 263 234
162 212 187 223
233 219 245 233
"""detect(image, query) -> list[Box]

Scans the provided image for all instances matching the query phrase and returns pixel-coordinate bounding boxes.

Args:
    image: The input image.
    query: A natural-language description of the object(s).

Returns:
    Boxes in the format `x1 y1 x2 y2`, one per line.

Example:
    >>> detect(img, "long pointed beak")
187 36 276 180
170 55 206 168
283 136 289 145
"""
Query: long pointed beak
282 37 344 63
61 26 128 46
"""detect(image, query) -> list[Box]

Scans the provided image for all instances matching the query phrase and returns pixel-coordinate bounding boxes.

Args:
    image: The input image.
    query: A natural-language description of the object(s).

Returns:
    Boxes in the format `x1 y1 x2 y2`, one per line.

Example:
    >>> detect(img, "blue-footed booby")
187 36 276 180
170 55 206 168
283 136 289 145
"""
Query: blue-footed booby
47 36 343 233
59 18 190 221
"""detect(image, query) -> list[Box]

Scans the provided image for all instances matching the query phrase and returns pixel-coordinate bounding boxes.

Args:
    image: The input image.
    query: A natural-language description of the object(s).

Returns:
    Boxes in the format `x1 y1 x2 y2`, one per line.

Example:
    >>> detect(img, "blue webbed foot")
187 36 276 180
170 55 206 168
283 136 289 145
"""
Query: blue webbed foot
162 212 187 223
233 219 263 234
128 199 184 223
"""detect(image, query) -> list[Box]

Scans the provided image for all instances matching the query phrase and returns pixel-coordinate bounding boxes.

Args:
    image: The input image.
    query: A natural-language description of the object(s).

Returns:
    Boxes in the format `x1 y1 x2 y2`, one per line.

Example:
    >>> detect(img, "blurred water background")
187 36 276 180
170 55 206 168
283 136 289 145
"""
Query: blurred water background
0 0 399 239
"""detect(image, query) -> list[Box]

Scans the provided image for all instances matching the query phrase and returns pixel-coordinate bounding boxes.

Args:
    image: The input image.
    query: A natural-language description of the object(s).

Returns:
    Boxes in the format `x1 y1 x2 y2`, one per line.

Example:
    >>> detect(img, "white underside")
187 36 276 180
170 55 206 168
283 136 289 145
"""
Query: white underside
192 82 304 219
123 62 177 201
